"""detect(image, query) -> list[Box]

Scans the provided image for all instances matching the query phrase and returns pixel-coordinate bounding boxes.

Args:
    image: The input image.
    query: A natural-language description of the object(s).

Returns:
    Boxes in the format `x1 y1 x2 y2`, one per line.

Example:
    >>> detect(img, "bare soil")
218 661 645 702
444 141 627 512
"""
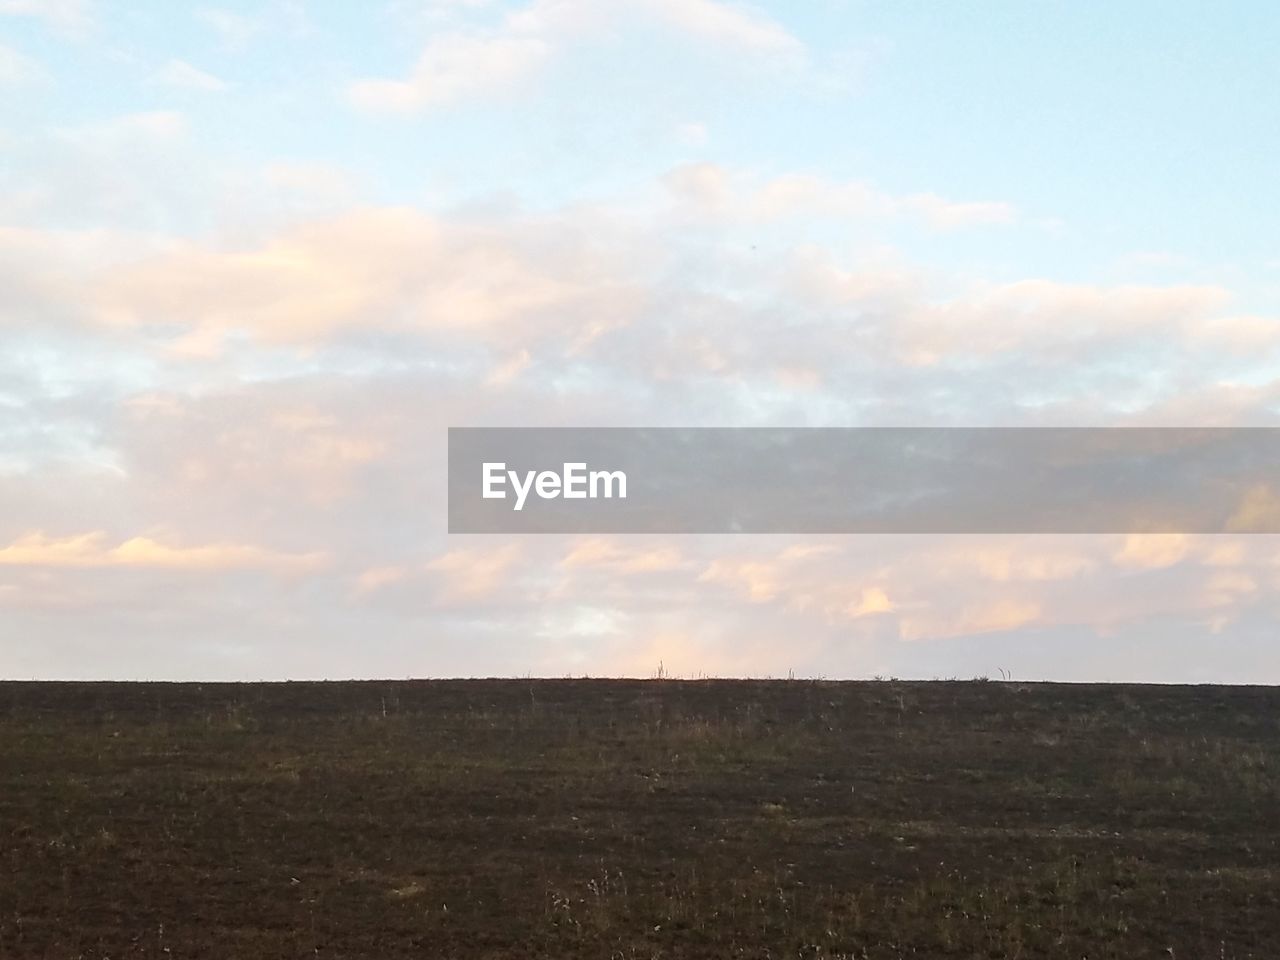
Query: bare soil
1 679 1277 958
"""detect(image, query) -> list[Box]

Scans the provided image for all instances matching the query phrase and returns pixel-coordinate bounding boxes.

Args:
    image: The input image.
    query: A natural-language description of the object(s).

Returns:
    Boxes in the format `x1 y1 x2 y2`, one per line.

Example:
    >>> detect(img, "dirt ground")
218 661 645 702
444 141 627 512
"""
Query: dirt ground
1 678 1277 958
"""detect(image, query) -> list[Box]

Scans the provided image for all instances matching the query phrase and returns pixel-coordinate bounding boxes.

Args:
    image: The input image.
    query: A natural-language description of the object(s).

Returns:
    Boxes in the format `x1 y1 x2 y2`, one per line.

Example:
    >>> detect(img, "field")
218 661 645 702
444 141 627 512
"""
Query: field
1 679 1278 959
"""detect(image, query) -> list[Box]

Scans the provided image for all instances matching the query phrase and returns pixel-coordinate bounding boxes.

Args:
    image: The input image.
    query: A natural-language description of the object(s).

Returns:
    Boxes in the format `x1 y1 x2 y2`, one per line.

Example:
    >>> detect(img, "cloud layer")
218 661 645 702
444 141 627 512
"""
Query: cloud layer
2 2 1279 680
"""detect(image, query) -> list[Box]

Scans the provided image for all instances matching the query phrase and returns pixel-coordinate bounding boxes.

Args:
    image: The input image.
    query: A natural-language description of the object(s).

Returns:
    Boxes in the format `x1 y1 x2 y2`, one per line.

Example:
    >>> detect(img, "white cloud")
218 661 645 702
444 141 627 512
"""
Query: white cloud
5 1 1280 684
0 0 91 34
1184 314 1280 353
349 0 804 112
349 32 551 111
0 42 45 86
646 0 802 57
675 120 709 145
0 111 206 231
152 58 228 93
58 110 188 144
7 171 1278 426
900 192 1016 229
197 6 262 48
664 163 1016 230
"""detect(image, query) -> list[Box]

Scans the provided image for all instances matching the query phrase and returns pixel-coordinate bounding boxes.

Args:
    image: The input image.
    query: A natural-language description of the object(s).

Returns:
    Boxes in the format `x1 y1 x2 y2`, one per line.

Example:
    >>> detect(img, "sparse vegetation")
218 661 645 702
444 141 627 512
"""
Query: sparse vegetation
0 679 1277 958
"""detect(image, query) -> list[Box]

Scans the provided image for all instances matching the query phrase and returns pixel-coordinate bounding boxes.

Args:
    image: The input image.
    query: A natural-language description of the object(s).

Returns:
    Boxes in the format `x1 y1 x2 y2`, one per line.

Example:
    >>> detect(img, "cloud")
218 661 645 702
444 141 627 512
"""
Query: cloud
7 172 1278 437
0 0 90 34
848 586 893 617
117 390 391 509
0 42 45 86
5 156 1278 455
945 543 1097 582
91 207 637 352
645 0 803 56
899 192 1017 229
349 0 803 112
56 110 188 146
1186 314 1280 353
4 2 1280 684
663 163 1016 230
675 121 709 146
152 58 228 92
0 531 327 572
781 252 1236 369
665 534 1277 651
485 348 533 385
349 32 551 112
891 280 1227 365
698 542 839 603
4 141 1280 680
0 110 214 231
352 564 412 597
260 162 357 202
426 543 523 602
1113 534 1190 570
196 7 262 49
561 537 689 574
899 598 1042 642
1226 485 1280 533
1203 570 1256 607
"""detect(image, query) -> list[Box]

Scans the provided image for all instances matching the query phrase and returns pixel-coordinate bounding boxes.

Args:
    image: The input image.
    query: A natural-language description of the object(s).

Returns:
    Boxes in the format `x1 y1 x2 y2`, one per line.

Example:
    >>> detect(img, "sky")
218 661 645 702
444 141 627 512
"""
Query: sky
2 0 1280 682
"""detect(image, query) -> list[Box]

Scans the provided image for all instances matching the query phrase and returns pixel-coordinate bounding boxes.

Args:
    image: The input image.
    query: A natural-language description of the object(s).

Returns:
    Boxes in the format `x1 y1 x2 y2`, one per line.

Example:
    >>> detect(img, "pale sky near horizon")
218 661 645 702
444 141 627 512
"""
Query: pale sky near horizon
2 1 1280 682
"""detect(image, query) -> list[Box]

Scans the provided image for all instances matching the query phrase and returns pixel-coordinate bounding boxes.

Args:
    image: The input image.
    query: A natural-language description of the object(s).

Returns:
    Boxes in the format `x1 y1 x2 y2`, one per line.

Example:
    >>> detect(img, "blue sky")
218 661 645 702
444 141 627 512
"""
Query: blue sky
9 1 1278 272
2 0 1279 681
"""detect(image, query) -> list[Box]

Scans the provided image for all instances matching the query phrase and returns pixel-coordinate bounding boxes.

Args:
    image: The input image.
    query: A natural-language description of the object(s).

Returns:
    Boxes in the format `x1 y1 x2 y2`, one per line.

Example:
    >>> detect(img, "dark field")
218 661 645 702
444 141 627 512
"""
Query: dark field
1 680 1278 959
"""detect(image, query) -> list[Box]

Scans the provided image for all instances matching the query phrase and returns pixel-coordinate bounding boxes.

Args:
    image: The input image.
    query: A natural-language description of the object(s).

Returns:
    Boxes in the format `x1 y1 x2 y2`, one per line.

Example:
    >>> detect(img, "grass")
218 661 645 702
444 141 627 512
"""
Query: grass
0 678 1277 958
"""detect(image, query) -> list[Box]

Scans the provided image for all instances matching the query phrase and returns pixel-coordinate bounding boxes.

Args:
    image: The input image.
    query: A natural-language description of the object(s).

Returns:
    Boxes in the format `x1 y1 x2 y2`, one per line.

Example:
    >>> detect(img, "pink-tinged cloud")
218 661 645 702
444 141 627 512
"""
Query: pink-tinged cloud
426 543 524 603
1227 485 1280 533
0 531 328 572
91 208 633 351
561 538 690 574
